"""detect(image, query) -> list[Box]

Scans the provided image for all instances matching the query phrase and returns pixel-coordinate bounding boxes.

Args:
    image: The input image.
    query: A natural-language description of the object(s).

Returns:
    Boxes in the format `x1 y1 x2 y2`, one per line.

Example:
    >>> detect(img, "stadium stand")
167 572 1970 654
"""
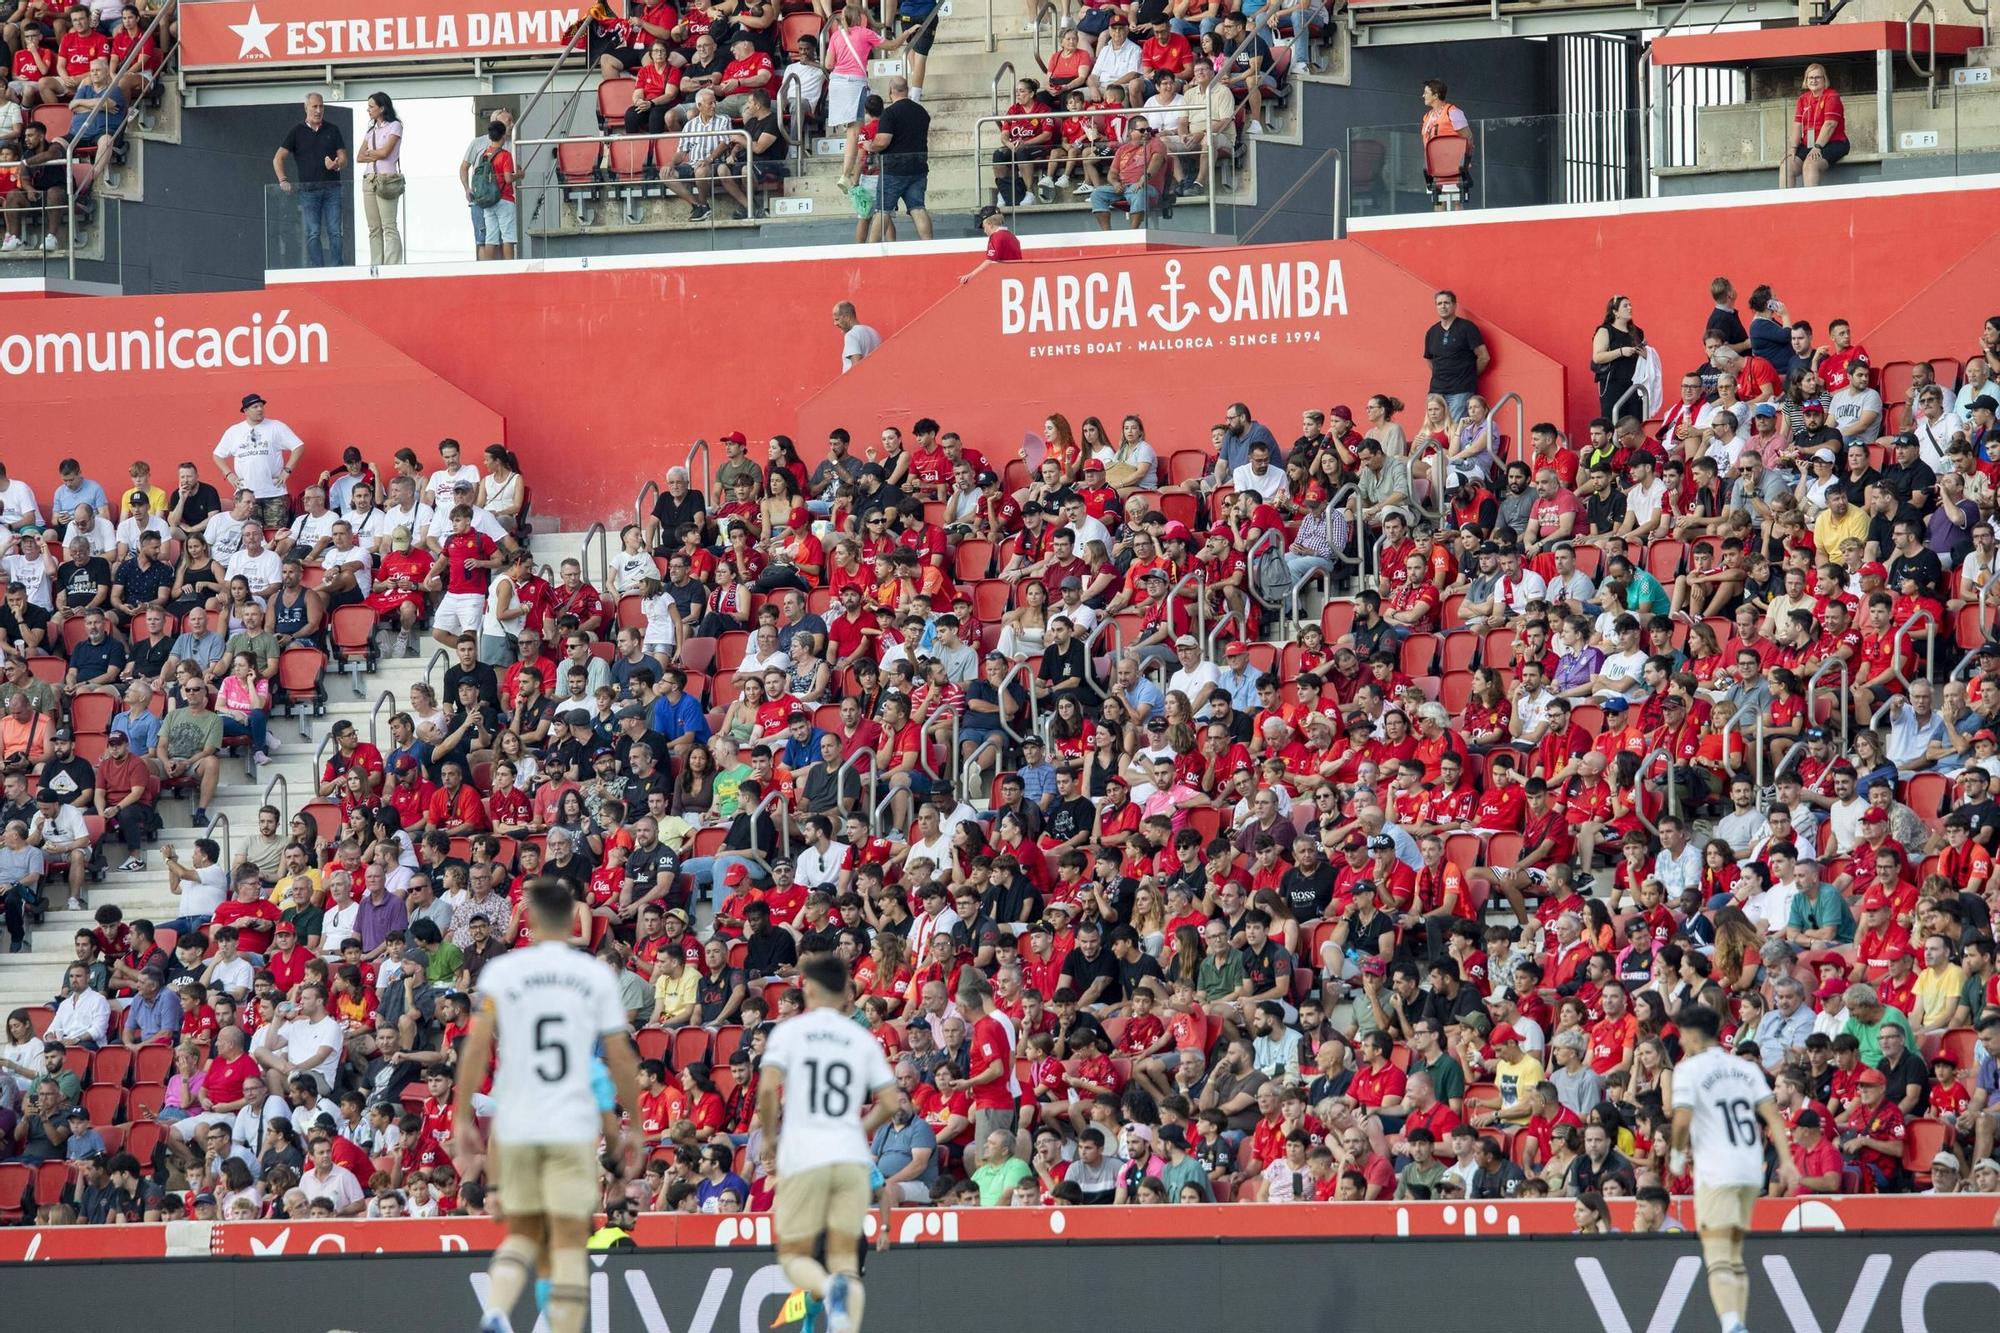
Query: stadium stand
2 281 1999 1232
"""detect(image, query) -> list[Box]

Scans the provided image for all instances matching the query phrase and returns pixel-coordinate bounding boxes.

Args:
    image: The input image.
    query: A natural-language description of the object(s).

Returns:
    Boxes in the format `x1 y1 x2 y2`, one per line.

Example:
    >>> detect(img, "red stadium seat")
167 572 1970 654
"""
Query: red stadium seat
635 1028 671 1064
127 1120 165 1166
82 1084 123 1125
328 605 378 696
277 646 327 731
133 1045 174 1084
127 1082 168 1120
1904 1118 1949 1185
779 12 824 58
673 1027 712 1070
596 78 636 128
69 692 116 736
0 1163 30 1224
90 1046 132 1088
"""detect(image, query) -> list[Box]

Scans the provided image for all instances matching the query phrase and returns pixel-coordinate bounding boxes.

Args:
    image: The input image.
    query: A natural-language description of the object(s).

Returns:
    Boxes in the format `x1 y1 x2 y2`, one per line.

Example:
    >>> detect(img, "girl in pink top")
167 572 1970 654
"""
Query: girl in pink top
216 649 274 764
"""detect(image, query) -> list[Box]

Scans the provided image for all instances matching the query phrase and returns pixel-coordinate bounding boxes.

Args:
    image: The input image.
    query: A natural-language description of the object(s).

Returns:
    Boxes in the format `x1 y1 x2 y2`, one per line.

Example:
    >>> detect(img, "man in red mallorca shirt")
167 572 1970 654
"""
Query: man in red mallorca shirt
427 760 488 836
426 503 500 649
975 205 1021 263
53 6 108 98
714 36 775 118
959 973 1018 1148
995 78 1056 205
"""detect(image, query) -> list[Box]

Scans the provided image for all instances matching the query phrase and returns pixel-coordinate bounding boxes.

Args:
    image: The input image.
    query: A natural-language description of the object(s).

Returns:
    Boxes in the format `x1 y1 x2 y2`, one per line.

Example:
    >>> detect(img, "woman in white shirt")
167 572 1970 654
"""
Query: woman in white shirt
1093 414 1159 491
477 445 525 533
0 1010 44 1097
737 622 791 677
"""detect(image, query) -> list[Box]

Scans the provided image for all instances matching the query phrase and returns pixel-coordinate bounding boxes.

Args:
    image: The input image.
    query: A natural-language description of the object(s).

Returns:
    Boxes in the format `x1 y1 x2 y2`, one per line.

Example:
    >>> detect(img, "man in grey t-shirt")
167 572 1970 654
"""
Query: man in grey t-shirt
458 109 514 251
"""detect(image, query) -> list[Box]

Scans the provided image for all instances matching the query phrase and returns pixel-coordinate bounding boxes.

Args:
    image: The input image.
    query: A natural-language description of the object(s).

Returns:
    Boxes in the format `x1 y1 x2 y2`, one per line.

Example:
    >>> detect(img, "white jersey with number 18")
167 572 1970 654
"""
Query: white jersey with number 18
764 1008 895 1176
475 940 627 1146
1671 1046 1775 1188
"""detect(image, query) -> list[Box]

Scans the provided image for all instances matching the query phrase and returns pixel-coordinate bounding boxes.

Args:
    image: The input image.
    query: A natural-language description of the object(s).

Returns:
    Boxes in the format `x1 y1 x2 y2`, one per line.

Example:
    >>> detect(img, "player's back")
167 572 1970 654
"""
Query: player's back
1672 1046 1772 1187
766 1008 892 1175
477 941 625 1146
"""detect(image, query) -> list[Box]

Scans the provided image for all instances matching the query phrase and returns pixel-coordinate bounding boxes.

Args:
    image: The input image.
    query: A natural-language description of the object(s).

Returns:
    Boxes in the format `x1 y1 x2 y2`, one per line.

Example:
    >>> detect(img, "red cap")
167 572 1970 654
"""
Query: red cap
1161 520 1192 542
1862 889 1890 911
1884 943 1913 964
1490 1023 1522 1046
723 863 751 887
1330 404 1353 420
1860 807 1889 824
720 430 748 446
788 506 812 530
1857 1068 1888 1087
1859 562 1888 579
1225 641 1251 658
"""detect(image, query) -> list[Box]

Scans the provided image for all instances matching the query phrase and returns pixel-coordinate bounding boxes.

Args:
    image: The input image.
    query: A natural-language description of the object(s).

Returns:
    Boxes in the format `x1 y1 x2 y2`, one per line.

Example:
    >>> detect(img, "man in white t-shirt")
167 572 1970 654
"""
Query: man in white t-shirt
1669 1005 1797 1333
0 464 39 530
162 839 229 934
202 490 257 562
423 438 484 510
300 1131 366 1215
833 301 880 373
224 524 284 600
278 485 341 559
1493 547 1548 618
379 475 436 545
1621 454 1669 541
213 393 305 528
263 981 344 1095
1591 615 1648 700
1166 636 1220 718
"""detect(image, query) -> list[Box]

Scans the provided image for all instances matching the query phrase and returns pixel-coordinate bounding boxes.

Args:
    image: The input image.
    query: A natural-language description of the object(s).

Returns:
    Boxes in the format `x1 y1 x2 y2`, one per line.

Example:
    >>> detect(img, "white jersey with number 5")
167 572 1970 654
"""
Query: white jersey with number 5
475 940 627 1146
764 1009 894 1176
1671 1046 1775 1188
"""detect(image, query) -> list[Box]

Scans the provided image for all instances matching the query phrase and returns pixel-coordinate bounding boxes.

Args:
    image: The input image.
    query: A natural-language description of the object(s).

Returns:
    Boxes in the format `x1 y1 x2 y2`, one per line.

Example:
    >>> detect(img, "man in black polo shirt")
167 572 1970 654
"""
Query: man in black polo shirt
1423 290 1489 418
1887 515 1945 601
1237 909 1294 1013
1108 925 1164 1007
740 901 798 982
273 92 349 268
1058 921 1122 1012
1879 436 1936 512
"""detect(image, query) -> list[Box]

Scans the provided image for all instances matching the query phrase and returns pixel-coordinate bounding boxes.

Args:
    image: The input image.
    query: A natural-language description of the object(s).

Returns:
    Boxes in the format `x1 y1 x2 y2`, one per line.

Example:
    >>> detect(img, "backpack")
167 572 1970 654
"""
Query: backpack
470 147 503 208
1253 544 1297 608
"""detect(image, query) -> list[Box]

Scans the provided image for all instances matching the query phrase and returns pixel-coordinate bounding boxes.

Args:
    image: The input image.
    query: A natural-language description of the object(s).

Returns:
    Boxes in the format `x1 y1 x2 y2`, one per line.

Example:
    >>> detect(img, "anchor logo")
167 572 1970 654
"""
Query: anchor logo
1146 259 1199 333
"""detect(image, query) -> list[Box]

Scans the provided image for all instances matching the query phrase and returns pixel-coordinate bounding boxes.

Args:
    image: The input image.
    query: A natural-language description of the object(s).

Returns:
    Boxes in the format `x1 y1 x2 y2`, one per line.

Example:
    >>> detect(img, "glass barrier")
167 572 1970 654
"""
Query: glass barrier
1348 92 1993 219
1345 110 1648 220
0 191 121 281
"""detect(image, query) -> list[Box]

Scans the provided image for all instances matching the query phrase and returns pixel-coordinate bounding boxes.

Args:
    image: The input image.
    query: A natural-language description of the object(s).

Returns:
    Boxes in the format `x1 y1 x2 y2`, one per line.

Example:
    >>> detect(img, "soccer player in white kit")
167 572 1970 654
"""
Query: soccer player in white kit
453 877 642 1333
757 954 899 1333
1668 1004 1798 1333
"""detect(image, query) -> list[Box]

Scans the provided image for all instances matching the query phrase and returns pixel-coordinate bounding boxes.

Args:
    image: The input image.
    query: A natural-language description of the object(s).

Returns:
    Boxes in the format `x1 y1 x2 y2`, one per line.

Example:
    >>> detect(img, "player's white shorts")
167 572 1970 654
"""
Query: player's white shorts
774 1161 871 1245
494 1140 599 1218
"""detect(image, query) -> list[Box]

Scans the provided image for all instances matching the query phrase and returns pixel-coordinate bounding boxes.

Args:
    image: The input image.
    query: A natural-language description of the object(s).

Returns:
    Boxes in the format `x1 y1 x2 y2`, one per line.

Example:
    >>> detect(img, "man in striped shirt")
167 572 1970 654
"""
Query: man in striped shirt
664 88 737 223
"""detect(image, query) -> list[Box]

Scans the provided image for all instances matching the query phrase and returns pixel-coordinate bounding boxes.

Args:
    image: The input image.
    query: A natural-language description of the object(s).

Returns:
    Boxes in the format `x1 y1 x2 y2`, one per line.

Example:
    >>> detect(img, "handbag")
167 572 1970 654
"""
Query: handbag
372 172 406 199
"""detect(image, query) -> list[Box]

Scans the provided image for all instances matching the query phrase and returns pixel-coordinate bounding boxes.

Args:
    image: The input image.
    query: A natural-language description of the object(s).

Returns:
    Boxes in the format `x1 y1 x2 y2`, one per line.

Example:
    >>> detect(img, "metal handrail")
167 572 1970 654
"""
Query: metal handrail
748 787 792 859
1720 706 1762 787
1164 570 1207 656
918 705 958 783
833 746 879 822
423 647 451 700
206 812 232 878
1890 608 1938 692
1488 392 1527 478
262 773 290 826
1608 379 1645 426
580 522 610 592
1287 565 1334 638
312 731 338 797
513 18 597 252
516 129 758 242
1955 579 1997 682
1804 655 1852 753
1080 615 1127 682
1907 2 1939 85
975 108 1217 237
1771 738 1808 783
66 5 177 280
1000 658 1047 744
686 439 714 515
1405 433 1446 529
992 60 1017 116
369 688 397 752
1631 748 1673 837
635 480 661 535
1240 146 1342 246
1031 2 1060 71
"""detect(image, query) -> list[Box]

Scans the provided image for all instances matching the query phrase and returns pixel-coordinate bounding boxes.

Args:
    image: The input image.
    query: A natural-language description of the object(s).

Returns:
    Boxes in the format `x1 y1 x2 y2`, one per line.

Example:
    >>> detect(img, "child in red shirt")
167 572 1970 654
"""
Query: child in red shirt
1928 1053 1970 1130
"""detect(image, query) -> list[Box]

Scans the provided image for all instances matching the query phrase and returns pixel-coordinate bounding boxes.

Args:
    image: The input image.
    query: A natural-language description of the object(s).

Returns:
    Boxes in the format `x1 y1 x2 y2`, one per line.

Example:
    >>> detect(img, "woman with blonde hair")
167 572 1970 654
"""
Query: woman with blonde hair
1781 62 1847 188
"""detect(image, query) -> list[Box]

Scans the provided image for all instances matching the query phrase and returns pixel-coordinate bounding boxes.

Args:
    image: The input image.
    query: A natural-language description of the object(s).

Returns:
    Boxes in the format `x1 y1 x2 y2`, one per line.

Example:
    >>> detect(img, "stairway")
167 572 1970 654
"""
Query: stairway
0 520 600 1010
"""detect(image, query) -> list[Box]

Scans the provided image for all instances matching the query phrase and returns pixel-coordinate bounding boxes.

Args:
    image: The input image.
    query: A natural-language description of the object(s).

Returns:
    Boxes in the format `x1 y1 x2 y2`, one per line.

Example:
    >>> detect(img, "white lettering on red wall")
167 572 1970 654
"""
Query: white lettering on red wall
281 11 577 58
997 257 1348 356
0 310 329 378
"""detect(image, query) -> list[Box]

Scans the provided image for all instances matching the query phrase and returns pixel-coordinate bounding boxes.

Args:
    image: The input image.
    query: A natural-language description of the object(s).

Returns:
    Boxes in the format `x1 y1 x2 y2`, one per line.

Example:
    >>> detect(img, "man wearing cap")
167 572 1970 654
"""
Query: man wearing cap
1838 1065 1907 1190
213 393 305 529
1165 634 1220 720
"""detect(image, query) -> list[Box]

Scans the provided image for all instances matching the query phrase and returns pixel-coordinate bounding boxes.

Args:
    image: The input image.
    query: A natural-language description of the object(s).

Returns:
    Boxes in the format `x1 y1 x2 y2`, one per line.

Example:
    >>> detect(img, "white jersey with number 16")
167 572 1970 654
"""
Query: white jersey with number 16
1671 1046 1775 1188
475 940 627 1146
764 1009 895 1176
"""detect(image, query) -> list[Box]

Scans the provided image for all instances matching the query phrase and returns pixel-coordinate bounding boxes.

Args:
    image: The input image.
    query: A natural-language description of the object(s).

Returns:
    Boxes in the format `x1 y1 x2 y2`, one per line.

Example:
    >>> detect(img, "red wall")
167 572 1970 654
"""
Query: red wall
793 241 1567 467
10 187 1995 531
1352 187 2000 432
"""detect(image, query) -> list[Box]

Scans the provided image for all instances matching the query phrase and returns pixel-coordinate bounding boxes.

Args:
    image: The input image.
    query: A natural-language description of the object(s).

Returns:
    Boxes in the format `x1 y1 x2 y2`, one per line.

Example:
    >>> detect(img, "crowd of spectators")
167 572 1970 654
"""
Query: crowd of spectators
0 2 163 252
575 0 1307 229
4 286 2000 1233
